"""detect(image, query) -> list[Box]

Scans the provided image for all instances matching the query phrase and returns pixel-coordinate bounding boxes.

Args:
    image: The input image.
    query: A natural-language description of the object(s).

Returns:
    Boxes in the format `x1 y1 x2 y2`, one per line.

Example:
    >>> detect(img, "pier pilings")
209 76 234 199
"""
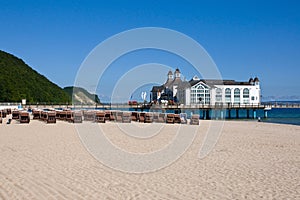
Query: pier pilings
20 103 271 120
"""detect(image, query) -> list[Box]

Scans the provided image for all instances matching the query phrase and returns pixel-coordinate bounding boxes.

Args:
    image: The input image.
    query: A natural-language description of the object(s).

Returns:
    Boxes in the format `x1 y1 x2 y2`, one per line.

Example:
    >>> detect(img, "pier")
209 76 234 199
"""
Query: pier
2 102 300 120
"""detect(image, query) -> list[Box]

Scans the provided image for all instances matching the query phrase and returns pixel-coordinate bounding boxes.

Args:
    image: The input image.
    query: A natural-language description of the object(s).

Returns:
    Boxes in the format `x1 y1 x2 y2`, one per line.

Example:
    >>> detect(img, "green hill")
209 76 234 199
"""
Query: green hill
63 86 101 105
0 50 70 103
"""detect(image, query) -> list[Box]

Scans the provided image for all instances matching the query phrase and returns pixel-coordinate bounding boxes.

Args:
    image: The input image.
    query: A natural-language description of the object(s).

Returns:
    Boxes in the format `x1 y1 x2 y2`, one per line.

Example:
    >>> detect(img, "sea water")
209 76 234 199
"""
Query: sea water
261 108 300 126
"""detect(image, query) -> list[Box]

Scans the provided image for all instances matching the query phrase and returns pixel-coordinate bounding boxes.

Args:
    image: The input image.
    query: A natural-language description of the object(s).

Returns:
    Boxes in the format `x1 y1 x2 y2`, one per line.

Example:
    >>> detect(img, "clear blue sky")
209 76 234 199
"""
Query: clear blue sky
1 0 300 101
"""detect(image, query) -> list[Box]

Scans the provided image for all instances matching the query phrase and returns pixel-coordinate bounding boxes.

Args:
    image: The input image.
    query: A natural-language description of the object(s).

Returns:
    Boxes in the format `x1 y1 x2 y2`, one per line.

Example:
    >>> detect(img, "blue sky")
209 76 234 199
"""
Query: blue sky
1 0 300 102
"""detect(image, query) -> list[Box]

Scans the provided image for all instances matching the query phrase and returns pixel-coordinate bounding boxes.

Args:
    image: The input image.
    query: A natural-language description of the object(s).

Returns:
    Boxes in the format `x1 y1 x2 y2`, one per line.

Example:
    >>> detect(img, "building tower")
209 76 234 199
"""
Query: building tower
168 70 173 80
174 68 181 79
164 70 174 88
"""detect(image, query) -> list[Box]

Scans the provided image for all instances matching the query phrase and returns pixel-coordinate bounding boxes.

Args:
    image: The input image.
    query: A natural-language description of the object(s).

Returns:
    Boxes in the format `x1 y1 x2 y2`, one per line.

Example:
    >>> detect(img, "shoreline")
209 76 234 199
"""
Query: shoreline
225 118 300 126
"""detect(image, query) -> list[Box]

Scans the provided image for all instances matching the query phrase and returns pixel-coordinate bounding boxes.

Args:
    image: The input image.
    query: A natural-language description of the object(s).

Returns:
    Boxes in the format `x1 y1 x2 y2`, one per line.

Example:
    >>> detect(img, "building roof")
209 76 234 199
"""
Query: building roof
164 79 173 88
189 79 201 87
188 79 252 87
176 81 191 90
205 79 251 86
150 85 164 92
171 76 182 86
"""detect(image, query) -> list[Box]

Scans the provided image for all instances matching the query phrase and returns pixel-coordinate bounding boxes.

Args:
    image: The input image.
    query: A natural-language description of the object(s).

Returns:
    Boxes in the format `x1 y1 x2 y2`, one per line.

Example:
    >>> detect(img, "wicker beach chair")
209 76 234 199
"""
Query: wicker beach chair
139 112 145 123
20 112 30 123
158 113 166 123
95 111 106 123
55 111 60 119
40 111 45 121
174 114 181 124
166 114 175 124
73 111 83 123
7 108 11 115
116 112 123 122
104 111 111 121
145 112 153 123
41 111 48 121
66 110 73 122
32 109 41 120
152 112 159 123
131 112 139 122
110 111 117 121
60 110 67 121
122 112 131 123
190 114 200 125
47 111 56 123
83 110 88 121
84 110 95 121
56 110 61 120
2 109 7 118
12 110 19 120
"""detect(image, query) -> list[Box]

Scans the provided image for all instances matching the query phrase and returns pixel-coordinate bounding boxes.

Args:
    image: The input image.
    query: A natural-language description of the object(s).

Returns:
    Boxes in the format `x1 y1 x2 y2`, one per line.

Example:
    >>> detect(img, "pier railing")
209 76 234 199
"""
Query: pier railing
1 102 300 110
22 103 269 110
261 102 300 108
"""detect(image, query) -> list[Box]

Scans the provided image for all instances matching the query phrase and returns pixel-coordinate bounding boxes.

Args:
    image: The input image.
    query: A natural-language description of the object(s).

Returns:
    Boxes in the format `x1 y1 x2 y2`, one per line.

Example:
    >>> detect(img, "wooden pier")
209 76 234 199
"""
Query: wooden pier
22 103 272 119
21 103 269 110
1 102 299 120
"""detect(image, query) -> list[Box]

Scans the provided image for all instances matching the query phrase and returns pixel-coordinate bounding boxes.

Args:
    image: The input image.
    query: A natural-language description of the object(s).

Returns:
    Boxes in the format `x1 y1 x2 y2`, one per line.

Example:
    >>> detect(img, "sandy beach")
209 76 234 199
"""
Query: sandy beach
0 118 299 200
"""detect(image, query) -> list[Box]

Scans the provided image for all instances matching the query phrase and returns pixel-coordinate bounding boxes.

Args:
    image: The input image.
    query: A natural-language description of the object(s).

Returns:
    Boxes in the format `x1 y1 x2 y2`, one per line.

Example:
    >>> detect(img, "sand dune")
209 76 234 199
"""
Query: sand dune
0 118 299 199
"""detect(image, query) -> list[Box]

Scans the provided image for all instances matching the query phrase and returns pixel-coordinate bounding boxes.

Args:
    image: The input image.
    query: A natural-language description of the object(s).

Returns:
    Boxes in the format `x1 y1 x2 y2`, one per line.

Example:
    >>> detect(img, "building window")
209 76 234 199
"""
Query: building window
191 84 210 104
234 88 240 103
243 88 250 104
225 88 231 103
216 88 222 102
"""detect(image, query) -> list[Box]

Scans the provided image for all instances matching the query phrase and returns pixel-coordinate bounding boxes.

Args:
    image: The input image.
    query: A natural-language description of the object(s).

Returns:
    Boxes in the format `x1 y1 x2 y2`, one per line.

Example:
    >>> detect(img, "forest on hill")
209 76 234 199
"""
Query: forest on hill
0 50 100 104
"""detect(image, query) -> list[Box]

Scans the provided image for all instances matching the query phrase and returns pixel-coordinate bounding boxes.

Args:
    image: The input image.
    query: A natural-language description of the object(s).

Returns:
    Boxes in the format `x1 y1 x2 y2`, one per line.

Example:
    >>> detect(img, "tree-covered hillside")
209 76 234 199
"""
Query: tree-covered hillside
0 50 70 103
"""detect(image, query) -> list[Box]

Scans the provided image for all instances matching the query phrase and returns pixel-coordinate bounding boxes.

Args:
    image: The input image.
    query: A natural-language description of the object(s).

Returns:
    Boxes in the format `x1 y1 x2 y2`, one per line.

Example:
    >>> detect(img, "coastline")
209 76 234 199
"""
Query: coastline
225 118 300 126
261 118 300 126
0 120 299 199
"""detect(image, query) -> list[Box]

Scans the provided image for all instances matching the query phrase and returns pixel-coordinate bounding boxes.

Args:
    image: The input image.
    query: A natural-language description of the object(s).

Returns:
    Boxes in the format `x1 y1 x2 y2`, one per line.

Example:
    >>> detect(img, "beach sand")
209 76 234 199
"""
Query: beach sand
0 118 299 199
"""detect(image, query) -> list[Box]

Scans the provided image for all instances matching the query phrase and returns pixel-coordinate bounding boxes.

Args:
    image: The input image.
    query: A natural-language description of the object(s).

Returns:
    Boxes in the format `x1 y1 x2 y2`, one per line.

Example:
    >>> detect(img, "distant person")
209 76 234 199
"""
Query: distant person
258 117 261 122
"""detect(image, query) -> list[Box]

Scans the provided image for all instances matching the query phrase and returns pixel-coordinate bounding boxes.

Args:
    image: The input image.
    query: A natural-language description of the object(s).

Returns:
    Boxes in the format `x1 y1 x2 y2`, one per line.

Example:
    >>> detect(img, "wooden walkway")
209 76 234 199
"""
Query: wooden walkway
2 102 299 120
22 103 269 110
2 102 300 110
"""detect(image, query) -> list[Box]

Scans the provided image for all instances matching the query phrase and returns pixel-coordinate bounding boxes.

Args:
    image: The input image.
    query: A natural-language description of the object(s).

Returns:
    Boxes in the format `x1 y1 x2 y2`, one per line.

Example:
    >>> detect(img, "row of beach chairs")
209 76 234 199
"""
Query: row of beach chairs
83 110 131 123
32 109 83 123
2 108 200 125
12 110 30 123
2 109 30 124
80 111 199 125
32 109 56 123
